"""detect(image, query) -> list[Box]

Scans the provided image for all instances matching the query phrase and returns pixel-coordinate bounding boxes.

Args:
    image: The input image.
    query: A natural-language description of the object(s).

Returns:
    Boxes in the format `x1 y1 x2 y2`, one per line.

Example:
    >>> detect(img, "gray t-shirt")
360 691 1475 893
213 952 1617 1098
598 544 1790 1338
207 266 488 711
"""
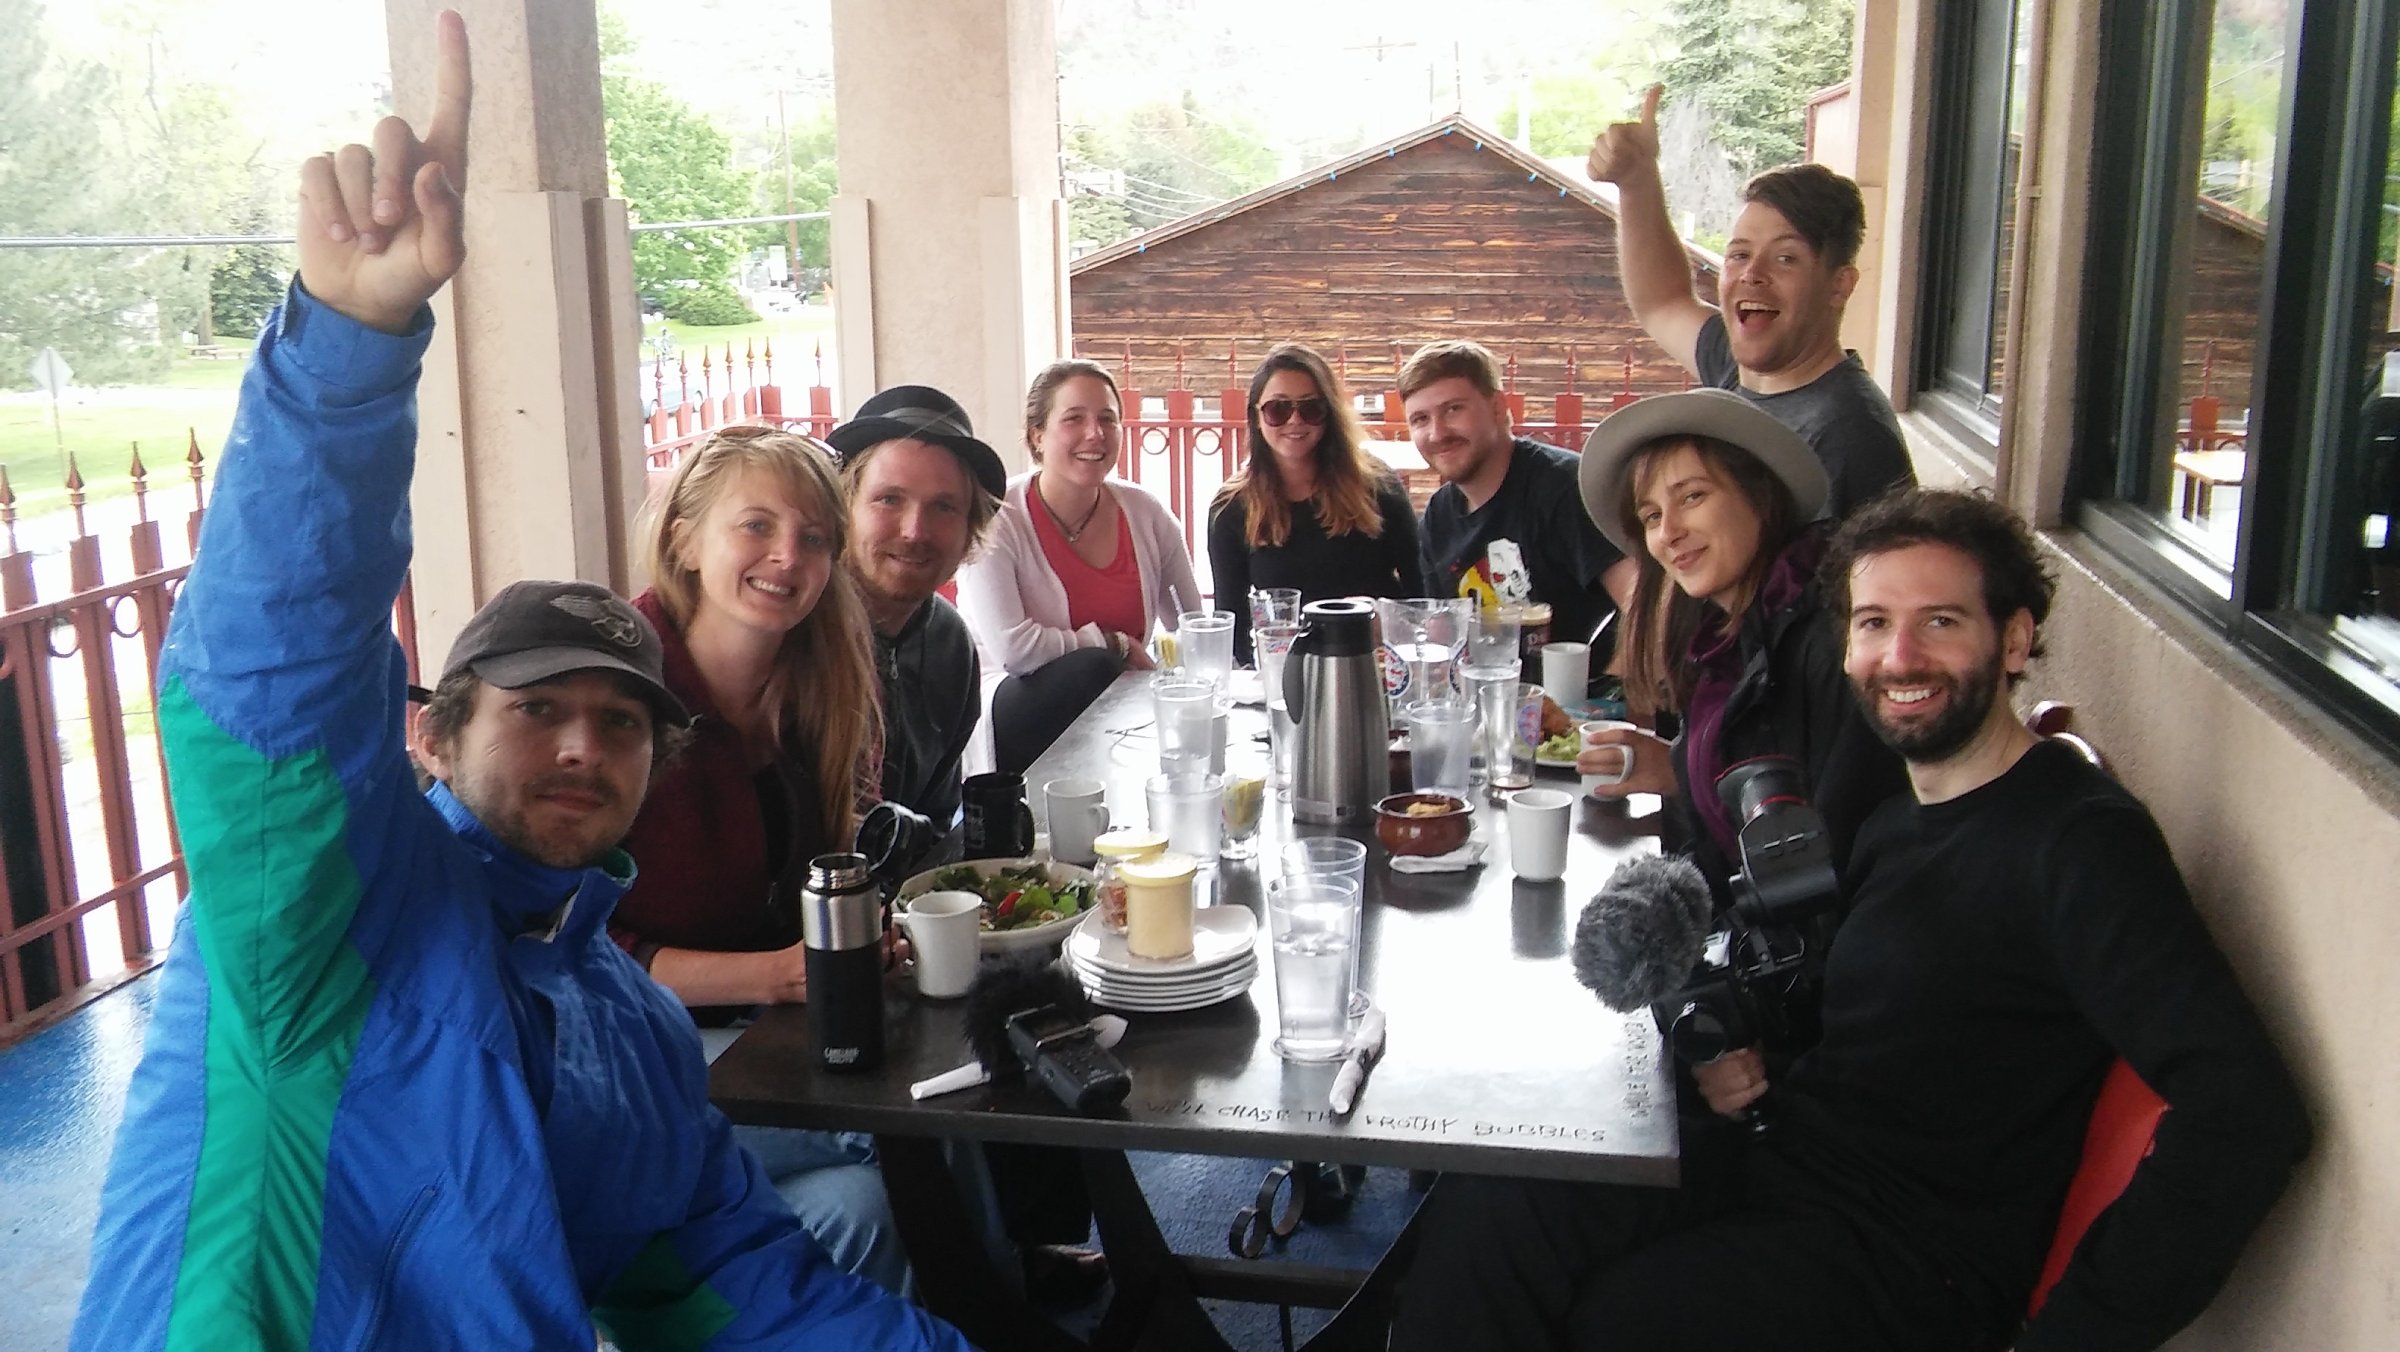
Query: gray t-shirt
1695 312 1914 518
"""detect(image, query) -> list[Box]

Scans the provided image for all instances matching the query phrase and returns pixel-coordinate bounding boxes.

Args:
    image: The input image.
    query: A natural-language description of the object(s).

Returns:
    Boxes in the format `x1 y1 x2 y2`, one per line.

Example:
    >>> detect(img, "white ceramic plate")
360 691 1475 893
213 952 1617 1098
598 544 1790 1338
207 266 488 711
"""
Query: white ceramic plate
1081 967 1261 1012
1065 905 1259 976
896 858 1098 953
1071 951 1259 988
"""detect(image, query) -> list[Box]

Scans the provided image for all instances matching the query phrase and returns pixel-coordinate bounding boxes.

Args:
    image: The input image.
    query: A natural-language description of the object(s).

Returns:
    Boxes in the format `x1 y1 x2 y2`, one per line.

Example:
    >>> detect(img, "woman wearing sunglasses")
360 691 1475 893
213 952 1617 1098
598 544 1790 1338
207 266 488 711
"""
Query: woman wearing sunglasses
1206 343 1425 663
956 359 1203 772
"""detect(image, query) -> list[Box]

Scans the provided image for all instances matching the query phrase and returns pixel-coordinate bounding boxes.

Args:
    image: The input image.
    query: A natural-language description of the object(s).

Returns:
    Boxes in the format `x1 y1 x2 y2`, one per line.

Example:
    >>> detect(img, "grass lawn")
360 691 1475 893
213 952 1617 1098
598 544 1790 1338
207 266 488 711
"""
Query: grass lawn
2 311 837 527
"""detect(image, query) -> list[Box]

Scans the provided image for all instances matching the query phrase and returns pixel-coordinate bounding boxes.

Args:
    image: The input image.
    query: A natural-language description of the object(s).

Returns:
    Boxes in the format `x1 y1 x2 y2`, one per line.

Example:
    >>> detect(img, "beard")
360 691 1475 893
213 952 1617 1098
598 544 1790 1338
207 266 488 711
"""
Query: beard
1857 654 2005 763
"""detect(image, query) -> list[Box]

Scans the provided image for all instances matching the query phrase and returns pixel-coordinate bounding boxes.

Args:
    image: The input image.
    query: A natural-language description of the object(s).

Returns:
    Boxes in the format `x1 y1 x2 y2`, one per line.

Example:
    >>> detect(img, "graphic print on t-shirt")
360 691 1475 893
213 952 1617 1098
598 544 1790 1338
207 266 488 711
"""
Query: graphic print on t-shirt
1452 537 1534 613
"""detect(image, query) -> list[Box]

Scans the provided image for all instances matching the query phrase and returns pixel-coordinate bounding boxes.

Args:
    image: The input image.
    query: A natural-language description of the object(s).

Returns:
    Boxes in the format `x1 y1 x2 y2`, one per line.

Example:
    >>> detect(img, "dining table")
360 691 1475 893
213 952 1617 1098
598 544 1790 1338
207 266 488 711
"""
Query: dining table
709 670 1678 1350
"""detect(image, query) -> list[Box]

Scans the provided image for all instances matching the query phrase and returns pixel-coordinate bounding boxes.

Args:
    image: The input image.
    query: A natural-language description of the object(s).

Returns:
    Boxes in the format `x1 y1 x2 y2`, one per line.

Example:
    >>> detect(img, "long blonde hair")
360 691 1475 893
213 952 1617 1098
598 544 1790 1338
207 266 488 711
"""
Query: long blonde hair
1215 344 1391 548
641 426 883 841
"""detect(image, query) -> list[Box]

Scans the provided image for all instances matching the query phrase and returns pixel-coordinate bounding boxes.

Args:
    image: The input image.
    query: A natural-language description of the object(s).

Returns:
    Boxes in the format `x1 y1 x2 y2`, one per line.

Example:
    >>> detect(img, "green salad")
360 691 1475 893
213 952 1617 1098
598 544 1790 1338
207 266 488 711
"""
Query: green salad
1537 731 1583 762
919 864 1094 932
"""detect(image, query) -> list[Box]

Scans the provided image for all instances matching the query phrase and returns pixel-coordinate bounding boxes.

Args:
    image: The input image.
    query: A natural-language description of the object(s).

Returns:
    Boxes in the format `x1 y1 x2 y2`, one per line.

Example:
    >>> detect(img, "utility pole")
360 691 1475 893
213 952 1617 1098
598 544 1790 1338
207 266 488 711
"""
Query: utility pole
779 90 801 283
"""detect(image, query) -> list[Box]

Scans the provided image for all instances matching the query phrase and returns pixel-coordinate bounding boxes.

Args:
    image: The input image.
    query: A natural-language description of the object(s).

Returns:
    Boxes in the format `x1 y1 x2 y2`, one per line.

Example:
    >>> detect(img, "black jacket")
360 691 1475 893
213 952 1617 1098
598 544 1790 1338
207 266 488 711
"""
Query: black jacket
1666 532 1909 910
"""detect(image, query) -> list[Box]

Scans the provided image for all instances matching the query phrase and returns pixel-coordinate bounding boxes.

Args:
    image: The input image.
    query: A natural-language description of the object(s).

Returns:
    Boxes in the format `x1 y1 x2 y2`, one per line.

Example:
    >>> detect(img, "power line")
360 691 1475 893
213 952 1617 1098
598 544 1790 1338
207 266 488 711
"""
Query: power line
0 212 830 250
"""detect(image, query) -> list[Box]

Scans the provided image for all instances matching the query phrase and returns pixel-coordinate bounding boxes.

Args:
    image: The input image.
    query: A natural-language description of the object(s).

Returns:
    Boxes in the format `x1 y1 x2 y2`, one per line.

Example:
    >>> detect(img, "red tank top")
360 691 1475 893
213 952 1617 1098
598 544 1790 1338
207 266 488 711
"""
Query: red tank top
1032 490 1146 640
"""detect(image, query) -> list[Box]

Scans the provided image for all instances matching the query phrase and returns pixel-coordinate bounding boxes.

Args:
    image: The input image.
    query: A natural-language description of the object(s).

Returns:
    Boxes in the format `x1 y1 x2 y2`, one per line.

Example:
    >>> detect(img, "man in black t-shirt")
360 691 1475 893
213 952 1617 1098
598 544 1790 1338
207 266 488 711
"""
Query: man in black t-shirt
1587 85 1912 518
1390 490 2306 1352
1403 340 1633 656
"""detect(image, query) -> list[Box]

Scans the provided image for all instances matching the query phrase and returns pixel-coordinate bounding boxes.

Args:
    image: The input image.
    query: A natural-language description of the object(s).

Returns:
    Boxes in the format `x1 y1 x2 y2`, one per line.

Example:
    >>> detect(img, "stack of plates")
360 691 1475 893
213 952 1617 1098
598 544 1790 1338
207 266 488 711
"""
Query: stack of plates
1066 907 1260 1012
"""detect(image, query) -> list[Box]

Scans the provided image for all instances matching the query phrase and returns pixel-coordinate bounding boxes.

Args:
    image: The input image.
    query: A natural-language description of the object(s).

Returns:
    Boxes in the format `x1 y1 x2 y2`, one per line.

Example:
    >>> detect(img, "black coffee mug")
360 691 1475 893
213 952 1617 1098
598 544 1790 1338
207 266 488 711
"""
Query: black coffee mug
962 772 1036 858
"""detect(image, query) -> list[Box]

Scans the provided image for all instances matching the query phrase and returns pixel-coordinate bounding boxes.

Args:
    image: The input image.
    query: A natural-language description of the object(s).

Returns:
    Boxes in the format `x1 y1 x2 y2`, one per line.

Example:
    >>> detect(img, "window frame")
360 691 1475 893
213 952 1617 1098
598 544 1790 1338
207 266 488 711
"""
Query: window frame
1913 0 2027 460
2067 0 2400 762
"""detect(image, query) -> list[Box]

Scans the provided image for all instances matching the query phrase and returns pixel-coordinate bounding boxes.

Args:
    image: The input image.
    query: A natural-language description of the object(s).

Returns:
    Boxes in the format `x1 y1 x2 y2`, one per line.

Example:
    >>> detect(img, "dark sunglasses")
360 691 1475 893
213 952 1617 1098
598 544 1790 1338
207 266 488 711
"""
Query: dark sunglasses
1257 396 1329 428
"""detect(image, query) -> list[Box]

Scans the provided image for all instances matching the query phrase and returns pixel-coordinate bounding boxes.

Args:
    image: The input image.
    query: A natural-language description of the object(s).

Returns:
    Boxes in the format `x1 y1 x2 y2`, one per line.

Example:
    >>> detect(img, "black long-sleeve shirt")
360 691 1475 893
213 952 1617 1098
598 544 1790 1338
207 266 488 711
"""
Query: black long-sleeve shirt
1775 740 2309 1352
1207 476 1426 664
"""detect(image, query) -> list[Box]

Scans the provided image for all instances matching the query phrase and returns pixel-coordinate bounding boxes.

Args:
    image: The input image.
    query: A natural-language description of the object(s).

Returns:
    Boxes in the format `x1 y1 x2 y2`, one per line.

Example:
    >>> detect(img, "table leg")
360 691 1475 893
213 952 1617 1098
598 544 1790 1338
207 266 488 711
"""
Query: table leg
873 1134 1088 1352
1294 1189 1428 1352
1080 1148 1239 1352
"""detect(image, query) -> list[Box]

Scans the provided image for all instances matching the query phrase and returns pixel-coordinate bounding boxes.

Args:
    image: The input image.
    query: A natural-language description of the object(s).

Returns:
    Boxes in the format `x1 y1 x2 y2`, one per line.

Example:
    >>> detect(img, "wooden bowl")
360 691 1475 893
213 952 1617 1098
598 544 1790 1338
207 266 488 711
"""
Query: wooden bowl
1373 792 1473 856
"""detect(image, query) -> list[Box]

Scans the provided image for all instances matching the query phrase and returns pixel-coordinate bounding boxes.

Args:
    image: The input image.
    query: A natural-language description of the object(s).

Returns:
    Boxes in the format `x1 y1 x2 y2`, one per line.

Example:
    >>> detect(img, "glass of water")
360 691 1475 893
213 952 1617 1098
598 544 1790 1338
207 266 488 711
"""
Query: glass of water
1145 771 1224 863
1265 875 1359 1061
1402 699 1477 801
1152 675 1217 773
1249 587 1302 631
1281 837 1370 1017
1178 610 1235 691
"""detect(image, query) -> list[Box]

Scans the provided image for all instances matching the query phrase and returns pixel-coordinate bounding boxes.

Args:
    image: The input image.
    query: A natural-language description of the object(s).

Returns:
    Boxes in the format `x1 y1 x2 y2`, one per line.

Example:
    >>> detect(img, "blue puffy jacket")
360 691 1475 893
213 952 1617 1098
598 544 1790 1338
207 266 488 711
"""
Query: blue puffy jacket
71 284 971 1352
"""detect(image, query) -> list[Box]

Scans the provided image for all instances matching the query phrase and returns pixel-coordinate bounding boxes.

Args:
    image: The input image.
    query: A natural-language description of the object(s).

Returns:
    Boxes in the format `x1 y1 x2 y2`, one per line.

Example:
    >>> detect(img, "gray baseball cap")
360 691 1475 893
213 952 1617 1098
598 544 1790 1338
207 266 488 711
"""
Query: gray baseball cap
438 580 691 727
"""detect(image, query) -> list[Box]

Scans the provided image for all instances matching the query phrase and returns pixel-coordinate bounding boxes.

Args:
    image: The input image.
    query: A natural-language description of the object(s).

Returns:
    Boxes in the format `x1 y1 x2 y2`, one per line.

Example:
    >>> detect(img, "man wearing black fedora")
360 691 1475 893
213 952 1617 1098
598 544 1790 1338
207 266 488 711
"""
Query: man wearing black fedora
828 386 1005 830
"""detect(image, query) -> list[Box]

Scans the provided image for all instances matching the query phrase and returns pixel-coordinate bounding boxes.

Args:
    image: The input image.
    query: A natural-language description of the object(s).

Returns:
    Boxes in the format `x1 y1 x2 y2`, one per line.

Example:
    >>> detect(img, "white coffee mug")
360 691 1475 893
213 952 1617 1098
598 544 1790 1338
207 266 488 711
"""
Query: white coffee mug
1539 642 1591 706
1044 776 1111 865
1578 719 1640 796
897 890 984 999
1506 787 1574 882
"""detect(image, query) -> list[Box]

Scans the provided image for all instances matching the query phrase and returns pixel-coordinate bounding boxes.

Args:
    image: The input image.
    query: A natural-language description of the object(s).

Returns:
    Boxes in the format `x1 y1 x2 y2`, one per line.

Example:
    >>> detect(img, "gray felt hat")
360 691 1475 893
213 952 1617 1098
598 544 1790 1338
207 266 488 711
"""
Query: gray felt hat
1577 389 1828 556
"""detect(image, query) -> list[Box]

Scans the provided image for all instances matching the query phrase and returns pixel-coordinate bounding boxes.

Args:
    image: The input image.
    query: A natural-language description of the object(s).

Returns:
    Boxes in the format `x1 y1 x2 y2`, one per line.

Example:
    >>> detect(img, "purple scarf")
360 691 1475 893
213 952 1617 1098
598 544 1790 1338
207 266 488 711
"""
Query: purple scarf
1678 528 1830 861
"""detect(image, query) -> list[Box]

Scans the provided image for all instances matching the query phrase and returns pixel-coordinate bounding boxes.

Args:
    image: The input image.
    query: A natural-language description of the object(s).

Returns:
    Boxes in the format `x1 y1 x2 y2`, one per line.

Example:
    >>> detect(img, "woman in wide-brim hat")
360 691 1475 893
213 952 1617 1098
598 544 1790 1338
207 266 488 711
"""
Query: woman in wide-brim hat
1574 388 1907 906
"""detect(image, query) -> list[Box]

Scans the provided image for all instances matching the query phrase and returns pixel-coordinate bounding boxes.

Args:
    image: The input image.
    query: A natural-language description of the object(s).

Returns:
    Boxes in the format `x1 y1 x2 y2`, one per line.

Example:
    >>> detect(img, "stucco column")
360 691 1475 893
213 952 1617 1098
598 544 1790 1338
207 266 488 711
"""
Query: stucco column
828 0 1067 471
383 0 649 672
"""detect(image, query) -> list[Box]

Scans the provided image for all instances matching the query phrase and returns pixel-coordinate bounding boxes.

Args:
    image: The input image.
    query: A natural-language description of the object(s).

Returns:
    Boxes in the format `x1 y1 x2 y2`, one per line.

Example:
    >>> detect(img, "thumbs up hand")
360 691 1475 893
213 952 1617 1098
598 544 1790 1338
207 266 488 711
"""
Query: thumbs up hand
1586 83 1664 186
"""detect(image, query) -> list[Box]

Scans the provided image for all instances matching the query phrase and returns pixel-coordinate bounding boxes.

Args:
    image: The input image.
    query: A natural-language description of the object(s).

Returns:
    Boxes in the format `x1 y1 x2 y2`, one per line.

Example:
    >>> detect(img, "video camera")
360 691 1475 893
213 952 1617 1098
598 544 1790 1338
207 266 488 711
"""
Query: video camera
1656 756 1844 1125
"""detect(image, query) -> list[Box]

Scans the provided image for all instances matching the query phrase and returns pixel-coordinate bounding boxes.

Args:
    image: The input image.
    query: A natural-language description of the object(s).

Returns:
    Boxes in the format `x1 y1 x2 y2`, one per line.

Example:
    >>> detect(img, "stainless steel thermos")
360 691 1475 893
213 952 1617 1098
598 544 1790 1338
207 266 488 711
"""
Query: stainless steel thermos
1282 598 1392 825
799 852 884 1073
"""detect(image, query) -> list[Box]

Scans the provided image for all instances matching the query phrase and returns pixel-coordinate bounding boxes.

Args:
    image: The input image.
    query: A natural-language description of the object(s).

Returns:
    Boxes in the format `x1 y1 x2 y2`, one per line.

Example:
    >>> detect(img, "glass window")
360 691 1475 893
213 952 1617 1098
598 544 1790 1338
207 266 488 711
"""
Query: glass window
1918 0 2034 433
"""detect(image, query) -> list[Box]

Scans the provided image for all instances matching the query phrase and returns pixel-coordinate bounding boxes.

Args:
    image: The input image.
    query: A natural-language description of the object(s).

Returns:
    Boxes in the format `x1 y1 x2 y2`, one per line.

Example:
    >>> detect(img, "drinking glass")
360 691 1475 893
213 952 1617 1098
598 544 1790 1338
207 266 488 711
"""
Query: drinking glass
1468 607 1522 670
1376 597 1471 705
1178 610 1235 691
1219 753 1268 861
1265 875 1359 1061
1280 837 1370 1017
1249 587 1303 631
1145 771 1225 863
1402 699 1477 801
1152 675 1217 773
1255 622 1305 793
1481 680 1543 792
1459 658 1522 785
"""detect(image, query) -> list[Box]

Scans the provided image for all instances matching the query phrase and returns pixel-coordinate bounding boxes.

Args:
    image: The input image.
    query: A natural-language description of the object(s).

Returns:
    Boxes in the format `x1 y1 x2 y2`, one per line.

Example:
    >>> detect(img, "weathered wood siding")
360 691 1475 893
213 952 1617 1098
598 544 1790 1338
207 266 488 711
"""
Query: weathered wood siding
1069 131 1716 418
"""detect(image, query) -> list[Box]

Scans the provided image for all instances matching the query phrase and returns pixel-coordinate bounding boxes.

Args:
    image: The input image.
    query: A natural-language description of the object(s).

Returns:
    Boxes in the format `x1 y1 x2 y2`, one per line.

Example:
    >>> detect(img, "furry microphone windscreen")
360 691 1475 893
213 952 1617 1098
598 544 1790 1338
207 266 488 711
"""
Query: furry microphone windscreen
1571 854 1715 1012
961 954 1094 1072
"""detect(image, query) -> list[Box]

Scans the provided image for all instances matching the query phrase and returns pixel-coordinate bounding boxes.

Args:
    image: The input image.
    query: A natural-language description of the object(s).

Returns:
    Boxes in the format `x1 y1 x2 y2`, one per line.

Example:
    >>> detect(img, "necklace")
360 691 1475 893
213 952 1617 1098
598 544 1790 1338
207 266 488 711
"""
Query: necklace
1036 479 1104 542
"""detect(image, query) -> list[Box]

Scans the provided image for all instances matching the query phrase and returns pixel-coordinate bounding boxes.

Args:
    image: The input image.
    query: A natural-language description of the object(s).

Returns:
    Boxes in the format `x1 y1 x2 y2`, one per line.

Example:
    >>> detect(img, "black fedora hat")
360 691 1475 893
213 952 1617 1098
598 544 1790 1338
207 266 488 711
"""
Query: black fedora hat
826 385 1007 498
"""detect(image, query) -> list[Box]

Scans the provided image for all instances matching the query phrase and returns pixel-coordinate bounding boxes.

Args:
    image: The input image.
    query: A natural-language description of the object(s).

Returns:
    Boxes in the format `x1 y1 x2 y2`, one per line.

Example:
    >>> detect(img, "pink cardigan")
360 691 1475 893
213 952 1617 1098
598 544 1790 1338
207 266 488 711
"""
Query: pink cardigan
955 472 1203 676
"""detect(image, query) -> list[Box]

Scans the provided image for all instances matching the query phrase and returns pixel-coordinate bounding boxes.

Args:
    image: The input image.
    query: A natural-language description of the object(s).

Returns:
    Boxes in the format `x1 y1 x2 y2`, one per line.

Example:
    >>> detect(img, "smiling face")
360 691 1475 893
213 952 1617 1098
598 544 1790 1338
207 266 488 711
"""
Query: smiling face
1404 375 1513 492
845 437 975 615
1255 367 1329 481
416 672 654 869
1633 444 1766 612
1843 542 2034 762
671 464 835 641
1717 200 1856 385
1030 374 1122 493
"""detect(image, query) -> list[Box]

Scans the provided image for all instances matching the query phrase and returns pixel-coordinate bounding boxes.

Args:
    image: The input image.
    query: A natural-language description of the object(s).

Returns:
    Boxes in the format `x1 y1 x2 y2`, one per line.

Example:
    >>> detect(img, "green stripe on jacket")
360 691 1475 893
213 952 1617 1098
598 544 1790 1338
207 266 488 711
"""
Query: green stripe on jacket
157 676 376 1349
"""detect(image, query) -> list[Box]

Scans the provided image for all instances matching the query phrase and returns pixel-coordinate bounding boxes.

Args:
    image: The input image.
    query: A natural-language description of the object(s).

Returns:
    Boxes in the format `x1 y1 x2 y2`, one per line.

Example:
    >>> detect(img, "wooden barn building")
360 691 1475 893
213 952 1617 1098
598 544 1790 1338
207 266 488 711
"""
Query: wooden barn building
1067 117 1719 417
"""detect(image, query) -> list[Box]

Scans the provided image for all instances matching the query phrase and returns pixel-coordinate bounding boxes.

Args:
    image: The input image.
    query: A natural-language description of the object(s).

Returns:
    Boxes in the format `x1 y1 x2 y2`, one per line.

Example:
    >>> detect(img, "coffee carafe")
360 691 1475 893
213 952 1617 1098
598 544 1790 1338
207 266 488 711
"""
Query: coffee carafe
1281 599 1390 825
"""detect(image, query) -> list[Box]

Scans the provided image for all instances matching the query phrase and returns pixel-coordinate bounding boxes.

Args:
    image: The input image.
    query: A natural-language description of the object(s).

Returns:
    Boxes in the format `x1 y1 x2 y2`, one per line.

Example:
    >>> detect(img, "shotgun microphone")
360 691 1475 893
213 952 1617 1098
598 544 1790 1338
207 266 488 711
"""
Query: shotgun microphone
962 956 1132 1115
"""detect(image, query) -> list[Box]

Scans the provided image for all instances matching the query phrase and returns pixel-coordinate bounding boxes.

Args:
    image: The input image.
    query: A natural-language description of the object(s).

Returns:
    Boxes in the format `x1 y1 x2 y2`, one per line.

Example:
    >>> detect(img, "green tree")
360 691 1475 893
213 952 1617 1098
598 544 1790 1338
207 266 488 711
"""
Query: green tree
0 0 164 387
1495 62 1653 159
757 106 835 280
1114 95 1279 231
1661 0 1856 179
209 201 293 340
601 11 759 324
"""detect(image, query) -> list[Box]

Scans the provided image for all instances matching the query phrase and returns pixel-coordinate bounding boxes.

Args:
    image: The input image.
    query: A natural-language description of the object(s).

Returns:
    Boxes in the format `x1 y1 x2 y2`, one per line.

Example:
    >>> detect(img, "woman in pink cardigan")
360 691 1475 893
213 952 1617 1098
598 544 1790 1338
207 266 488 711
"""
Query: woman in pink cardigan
955 359 1202 771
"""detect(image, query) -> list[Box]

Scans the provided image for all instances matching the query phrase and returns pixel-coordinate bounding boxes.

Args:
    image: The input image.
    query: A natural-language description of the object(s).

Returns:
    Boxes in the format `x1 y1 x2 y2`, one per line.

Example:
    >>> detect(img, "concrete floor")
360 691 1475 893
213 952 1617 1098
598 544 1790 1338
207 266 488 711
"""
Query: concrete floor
0 976 1412 1352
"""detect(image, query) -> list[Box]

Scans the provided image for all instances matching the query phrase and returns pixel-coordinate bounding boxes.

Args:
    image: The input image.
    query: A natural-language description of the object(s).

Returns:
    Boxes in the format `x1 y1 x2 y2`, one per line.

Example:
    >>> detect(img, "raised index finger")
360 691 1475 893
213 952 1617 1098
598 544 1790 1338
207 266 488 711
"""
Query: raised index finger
1639 83 1663 128
420 9 473 191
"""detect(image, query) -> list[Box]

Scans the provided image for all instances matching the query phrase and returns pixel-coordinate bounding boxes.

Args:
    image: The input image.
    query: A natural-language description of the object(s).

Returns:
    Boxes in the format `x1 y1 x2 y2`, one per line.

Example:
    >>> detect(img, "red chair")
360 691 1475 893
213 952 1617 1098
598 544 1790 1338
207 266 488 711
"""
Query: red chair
2027 1059 2169 1316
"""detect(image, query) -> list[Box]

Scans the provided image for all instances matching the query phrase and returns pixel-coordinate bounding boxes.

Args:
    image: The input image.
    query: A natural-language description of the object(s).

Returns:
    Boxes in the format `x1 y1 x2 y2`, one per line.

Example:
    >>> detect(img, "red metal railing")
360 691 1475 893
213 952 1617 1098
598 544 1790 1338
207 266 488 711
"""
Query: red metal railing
0 440 207 1039
640 338 839 476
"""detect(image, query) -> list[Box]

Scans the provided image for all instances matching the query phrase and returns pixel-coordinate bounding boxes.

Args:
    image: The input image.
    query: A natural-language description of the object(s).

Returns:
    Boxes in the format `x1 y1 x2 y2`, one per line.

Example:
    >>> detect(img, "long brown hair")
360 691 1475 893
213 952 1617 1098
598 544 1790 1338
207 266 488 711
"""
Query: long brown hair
1616 434 1804 717
1214 344 1391 548
641 426 883 841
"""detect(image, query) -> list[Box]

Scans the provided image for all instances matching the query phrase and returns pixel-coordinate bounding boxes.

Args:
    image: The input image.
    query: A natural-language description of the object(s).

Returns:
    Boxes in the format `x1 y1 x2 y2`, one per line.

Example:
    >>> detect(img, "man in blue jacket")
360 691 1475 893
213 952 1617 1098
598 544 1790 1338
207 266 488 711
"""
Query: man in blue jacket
72 13 969 1349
